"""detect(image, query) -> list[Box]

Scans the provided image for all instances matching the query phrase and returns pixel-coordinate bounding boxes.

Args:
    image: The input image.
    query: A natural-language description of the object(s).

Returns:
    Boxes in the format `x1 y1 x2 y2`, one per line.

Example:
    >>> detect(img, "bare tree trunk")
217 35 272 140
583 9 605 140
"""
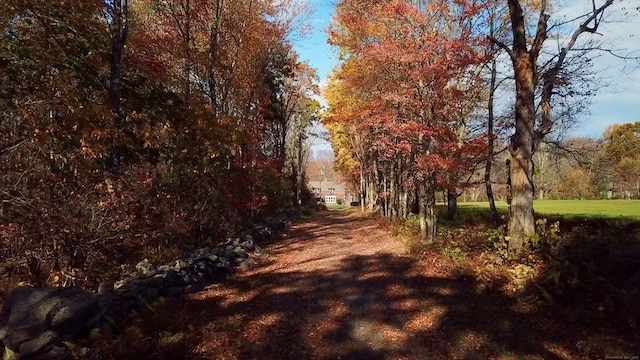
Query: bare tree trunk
400 188 408 219
419 177 437 243
360 166 365 212
372 158 381 211
183 0 191 104
107 0 129 176
504 0 548 252
447 189 458 220
296 132 303 205
390 163 397 219
501 0 615 252
208 0 224 116
485 12 499 224
382 170 388 217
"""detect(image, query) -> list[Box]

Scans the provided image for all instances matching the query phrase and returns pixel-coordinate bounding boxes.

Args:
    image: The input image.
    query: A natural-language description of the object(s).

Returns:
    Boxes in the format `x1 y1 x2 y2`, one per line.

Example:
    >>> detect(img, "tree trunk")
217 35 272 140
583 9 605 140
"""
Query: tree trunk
389 166 394 219
503 0 615 251
507 71 537 252
419 177 437 243
447 189 458 221
366 171 377 211
295 132 303 205
400 188 408 219
360 166 365 212
485 14 499 224
506 0 546 252
108 0 129 176
208 0 224 116
508 149 535 251
371 158 380 211
382 171 388 217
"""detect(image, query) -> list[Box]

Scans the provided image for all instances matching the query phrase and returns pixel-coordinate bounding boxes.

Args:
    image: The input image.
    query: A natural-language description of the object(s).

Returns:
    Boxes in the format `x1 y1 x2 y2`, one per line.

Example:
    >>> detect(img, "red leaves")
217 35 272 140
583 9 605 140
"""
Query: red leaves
0 0 311 291
326 0 490 211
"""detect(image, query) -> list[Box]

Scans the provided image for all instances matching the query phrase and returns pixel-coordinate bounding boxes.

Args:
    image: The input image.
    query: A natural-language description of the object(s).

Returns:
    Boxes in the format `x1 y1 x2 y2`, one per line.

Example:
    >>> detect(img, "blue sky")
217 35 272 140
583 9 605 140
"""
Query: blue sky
291 0 640 143
291 1 338 83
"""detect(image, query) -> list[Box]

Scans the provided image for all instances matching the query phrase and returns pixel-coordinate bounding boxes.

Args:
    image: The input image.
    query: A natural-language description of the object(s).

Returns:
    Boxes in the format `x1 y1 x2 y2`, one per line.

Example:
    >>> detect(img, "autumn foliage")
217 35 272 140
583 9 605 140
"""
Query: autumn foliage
324 0 488 240
0 0 315 291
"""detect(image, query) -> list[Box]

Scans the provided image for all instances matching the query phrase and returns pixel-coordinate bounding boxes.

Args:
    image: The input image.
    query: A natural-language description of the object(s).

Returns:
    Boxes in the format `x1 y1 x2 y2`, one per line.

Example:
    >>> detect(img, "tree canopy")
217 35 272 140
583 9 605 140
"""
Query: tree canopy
0 0 317 288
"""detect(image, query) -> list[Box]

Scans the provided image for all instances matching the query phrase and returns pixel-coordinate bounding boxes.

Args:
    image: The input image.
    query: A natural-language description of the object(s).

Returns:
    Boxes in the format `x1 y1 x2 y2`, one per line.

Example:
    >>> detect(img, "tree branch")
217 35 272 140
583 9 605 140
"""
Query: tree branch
0 139 25 157
487 35 515 62
531 0 549 58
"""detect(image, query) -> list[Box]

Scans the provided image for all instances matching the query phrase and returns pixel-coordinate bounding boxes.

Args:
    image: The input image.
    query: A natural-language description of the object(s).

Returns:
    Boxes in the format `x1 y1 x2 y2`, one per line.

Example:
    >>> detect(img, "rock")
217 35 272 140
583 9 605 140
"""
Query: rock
241 238 255 251
162 270 180 286
0 288 50 349
113 279 127 290
182 273 194 285
0 210 296 358
50 291 103 335
239 258 257 270
145 274 166 288
19 330 59 357
141 288 160 303
173 259 188 272
184 284 204 294
234 247 247 258
135 258 154 276
39 345 71 360
3 347 18 360
0 287 102 359
97 282 114 295
217 258 231 269
225 244 235 254
159 287 184 297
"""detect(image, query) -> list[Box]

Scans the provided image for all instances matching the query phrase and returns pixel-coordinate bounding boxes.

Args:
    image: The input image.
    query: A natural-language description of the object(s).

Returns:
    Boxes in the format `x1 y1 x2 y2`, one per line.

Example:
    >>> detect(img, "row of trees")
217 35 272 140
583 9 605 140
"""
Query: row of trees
0 0 318 288
533 123 640 200
461 123 640 202
324 0 637 250
325 0 488 241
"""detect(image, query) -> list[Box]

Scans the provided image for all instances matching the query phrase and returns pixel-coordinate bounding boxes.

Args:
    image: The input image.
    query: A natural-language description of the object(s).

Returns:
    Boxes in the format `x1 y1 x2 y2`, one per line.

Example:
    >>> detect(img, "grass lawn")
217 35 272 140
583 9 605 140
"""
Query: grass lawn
458 199 640 220
325 203 352 210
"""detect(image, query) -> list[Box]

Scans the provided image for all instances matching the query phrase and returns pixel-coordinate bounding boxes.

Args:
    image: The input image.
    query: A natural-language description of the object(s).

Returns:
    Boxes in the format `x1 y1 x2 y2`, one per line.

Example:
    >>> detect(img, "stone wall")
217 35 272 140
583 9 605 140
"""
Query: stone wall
0 213 296 360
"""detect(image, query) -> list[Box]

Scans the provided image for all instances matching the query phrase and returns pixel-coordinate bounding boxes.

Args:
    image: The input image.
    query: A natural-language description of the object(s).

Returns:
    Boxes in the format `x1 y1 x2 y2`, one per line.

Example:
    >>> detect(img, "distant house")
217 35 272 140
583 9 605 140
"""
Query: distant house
308 180 353 204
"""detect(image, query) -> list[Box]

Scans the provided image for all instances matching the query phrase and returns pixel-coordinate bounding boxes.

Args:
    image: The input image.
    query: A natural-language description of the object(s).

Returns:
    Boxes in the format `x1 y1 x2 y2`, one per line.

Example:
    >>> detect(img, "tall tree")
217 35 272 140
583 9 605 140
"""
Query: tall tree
493 0 617 252
0 0 319 288
603 122 640 198
104 0 130 175
327 0 487 241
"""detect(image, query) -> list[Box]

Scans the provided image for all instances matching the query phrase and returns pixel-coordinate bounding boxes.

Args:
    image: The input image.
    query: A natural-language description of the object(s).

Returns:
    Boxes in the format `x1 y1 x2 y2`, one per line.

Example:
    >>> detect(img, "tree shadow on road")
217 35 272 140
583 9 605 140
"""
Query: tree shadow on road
172 251 623 359
144 209 638 360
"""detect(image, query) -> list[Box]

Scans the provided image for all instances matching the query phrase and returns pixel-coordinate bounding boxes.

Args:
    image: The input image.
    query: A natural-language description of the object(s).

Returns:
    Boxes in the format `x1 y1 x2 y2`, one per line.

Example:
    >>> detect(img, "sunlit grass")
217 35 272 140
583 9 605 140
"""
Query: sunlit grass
458 200 640 220
325 203 352 210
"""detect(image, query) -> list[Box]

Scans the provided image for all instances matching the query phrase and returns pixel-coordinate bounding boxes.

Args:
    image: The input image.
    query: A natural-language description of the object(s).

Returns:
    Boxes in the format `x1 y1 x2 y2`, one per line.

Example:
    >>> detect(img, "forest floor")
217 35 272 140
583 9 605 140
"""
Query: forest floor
120 208 636 360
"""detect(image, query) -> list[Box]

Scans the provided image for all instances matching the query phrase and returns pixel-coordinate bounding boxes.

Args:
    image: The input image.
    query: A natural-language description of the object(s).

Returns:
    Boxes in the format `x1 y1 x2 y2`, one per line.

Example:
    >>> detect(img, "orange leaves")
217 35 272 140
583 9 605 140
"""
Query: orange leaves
0 0 313 291
325 0 489 211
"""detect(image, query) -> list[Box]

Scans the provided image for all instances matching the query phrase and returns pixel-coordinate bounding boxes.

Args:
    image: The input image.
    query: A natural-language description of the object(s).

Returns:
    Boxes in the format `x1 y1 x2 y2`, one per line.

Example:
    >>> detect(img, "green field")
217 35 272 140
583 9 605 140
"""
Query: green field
458 200 640 220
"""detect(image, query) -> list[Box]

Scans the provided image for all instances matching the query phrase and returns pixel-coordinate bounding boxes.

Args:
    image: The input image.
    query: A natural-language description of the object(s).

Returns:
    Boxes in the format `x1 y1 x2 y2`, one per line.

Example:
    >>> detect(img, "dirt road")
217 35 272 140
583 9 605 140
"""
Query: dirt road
173 209 586 359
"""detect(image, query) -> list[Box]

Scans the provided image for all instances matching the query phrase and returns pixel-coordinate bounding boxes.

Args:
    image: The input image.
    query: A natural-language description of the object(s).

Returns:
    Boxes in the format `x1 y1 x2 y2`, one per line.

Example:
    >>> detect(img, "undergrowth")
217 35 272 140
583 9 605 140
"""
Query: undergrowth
390 209 640 358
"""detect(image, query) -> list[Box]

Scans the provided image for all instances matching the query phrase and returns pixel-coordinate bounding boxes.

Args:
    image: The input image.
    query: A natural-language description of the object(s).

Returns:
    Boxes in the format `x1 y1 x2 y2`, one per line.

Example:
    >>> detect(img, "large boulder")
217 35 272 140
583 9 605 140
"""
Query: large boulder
0 286 103 359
